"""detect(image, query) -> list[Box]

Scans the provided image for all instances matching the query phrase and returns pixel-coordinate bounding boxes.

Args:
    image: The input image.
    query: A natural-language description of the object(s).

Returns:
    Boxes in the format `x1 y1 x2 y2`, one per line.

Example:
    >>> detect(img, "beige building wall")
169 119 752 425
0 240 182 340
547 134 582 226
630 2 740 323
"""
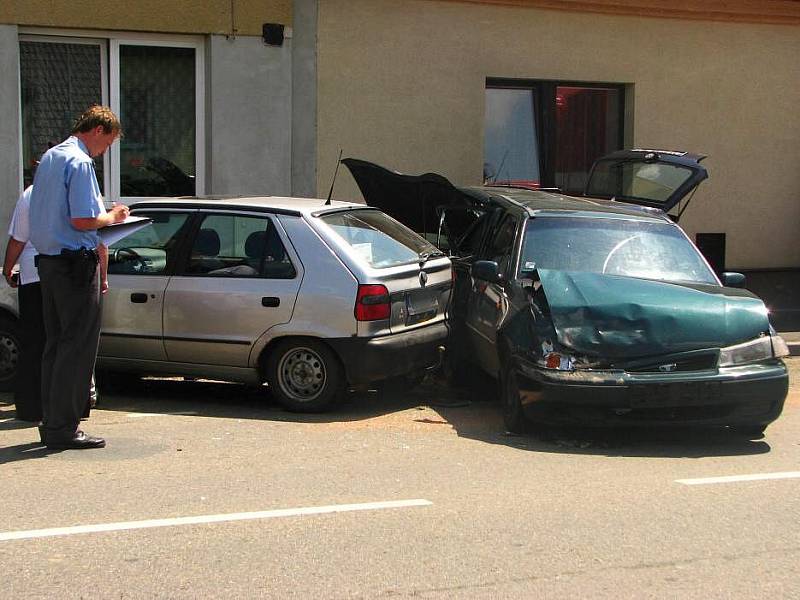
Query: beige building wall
1 1 292 35
317 0 800 269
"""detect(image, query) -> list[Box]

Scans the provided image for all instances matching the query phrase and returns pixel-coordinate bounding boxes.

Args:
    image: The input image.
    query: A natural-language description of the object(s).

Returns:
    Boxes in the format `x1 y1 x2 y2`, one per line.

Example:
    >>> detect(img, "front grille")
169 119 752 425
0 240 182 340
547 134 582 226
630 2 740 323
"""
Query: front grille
623 352 717 373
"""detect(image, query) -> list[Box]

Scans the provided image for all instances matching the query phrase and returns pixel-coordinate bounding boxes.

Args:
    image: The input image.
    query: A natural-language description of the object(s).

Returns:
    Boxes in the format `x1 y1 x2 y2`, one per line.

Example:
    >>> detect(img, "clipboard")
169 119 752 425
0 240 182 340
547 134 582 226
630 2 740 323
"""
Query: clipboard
99 216 152 247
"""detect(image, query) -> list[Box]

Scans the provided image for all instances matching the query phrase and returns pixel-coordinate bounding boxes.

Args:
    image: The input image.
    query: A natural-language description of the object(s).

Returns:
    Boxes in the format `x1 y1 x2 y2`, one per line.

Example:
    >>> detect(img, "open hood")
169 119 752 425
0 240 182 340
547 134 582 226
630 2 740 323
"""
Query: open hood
537 269 769 359
342 158 482 251
584 149 708 214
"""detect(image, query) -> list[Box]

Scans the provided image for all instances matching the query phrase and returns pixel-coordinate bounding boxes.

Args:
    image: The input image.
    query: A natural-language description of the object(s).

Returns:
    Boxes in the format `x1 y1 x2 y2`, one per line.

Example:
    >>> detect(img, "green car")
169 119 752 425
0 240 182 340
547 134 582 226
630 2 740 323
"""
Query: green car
345 150 789 436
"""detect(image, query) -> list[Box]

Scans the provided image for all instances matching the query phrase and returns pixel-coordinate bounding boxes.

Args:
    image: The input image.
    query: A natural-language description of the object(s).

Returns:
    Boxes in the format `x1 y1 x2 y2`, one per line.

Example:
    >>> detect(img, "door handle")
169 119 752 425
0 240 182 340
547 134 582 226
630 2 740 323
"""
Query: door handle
262 297 280 307
130 293 148 303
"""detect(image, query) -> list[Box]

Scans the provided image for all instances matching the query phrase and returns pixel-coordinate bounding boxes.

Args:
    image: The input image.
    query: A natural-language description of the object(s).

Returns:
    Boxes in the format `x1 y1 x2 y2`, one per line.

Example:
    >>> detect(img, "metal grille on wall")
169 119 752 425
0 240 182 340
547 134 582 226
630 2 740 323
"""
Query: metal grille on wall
20 41 103 189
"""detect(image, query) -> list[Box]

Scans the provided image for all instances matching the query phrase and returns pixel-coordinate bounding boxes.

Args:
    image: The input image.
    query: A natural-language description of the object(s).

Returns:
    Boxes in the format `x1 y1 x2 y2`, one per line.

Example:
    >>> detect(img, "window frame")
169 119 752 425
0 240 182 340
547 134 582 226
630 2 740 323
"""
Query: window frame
486 78 627 191
18 28 205 203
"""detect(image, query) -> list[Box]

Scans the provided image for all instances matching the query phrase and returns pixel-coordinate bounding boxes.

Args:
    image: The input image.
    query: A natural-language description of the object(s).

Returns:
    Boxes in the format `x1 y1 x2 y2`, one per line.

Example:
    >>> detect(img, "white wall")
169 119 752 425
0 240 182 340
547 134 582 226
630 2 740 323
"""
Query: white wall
317 0 800 269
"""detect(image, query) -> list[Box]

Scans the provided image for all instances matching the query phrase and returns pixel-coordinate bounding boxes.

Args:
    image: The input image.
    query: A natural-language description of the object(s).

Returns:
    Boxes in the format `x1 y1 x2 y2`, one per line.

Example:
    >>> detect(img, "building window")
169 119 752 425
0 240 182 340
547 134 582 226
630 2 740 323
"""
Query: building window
19 32 204 201
485 79 625 194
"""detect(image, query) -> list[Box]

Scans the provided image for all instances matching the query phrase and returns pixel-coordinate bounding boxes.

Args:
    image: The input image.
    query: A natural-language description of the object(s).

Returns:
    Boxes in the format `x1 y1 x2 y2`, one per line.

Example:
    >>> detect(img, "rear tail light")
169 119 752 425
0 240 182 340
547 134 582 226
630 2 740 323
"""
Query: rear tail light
355 284 391 321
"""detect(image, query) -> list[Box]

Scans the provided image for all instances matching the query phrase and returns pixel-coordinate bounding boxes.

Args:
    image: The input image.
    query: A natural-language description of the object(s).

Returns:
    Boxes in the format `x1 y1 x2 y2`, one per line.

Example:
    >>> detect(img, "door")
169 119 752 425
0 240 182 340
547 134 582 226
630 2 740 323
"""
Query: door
101 210 193 360
163 212 302 366
465 212 519 375
584 149 708 214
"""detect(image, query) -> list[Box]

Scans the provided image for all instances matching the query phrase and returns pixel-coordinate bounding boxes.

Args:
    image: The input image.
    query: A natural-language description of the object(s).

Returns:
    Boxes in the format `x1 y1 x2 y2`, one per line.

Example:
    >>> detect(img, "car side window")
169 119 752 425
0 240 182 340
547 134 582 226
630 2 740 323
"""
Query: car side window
107 211 190 275
183 214 296 279
485 214 518 274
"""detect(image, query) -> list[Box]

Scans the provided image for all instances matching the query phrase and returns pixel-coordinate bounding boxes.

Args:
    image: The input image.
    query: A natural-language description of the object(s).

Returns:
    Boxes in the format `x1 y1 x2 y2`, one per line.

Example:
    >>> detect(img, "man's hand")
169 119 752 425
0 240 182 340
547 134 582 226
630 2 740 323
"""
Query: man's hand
108 203 130 224
101 278 109 294
3 271 18 288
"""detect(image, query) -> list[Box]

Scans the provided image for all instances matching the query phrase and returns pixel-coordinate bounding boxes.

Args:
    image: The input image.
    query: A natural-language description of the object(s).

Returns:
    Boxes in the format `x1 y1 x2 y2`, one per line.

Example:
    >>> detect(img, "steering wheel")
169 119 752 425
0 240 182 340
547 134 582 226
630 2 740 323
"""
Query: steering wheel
113 247 149 272
601 235 642 275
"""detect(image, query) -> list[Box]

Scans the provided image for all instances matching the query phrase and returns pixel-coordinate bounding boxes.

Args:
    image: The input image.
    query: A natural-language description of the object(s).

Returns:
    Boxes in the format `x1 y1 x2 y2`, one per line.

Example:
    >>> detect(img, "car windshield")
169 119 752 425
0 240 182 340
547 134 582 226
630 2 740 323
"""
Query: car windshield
320 209 440 268
520 216 718 285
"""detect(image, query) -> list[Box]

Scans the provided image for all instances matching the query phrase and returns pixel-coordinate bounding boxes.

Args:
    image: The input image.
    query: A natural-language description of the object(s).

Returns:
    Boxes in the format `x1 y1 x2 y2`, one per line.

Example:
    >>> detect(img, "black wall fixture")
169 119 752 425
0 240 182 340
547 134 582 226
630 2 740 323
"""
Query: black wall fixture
262 23 285 46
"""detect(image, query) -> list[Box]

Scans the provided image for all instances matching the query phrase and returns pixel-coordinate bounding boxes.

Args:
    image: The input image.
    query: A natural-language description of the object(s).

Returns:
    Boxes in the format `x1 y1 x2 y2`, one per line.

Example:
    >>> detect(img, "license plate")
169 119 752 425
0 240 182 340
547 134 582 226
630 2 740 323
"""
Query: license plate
405 290 439 326
630 382 721 408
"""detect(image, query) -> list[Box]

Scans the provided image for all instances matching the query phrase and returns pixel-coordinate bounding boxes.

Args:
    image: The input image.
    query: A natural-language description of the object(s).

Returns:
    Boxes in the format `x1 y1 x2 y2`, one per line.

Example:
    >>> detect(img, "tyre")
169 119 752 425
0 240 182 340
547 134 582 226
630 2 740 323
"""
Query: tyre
500 363 528 434
265 338 345 413
0 315 21 392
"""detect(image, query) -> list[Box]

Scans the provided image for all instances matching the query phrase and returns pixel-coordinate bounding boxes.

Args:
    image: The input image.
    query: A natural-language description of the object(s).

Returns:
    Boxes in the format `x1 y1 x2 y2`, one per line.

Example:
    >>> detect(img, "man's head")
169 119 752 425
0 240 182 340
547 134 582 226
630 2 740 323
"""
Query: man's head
72 105 122 157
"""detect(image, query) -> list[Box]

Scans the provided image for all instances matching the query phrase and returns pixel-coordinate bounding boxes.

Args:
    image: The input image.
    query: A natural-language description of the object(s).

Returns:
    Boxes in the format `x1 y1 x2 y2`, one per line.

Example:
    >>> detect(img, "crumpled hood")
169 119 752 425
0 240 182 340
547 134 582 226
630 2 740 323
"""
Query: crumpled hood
537 270 770 358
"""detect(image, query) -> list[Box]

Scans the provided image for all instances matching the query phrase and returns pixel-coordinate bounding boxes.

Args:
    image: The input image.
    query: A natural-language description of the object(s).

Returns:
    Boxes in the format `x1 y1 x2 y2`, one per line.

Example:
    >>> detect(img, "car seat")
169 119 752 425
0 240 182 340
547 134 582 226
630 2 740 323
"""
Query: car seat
189 228 224 273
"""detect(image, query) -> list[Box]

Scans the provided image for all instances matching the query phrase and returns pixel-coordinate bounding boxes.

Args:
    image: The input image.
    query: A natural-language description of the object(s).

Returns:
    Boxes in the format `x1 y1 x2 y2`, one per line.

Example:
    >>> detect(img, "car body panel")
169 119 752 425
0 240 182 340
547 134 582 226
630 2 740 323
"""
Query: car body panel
100 275 169 361
537 269 770 359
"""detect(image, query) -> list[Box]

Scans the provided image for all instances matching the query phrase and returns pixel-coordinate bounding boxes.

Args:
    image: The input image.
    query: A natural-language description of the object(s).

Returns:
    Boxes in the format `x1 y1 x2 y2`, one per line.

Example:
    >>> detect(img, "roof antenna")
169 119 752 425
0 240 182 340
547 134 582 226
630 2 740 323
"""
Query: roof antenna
325 148 343 205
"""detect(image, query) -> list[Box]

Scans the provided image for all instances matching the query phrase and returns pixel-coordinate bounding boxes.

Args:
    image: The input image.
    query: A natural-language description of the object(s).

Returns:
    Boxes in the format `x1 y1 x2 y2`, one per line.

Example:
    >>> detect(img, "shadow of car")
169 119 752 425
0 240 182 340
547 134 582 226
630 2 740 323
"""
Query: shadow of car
343 150 790 436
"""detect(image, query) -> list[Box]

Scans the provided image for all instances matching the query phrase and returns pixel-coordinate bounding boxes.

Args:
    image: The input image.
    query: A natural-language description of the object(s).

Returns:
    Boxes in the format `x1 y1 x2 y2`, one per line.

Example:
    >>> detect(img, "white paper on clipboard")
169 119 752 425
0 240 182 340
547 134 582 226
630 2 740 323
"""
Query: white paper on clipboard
99 216 152 247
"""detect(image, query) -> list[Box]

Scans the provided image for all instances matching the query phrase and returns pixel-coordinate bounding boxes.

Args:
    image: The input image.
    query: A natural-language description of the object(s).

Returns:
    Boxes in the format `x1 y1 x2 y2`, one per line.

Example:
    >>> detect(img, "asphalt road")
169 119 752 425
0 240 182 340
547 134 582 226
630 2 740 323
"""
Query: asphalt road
1 360 798 599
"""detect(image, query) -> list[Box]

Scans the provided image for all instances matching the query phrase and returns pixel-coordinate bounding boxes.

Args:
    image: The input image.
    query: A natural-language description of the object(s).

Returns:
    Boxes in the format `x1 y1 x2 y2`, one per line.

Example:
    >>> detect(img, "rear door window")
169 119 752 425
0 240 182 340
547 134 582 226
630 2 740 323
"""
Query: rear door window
181 213 296 279
320 209 439 268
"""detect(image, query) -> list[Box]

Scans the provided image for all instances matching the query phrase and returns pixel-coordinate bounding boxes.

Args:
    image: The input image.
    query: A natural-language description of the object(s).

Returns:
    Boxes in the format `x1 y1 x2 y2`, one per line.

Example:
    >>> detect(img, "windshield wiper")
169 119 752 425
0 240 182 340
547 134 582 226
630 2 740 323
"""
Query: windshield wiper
418 250 445 266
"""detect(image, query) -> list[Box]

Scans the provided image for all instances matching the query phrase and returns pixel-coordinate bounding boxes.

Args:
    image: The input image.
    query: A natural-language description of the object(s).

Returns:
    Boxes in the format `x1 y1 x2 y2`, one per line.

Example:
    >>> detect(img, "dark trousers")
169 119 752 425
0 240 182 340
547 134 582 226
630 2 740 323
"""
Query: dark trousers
38 257 102 440
14 282 45 421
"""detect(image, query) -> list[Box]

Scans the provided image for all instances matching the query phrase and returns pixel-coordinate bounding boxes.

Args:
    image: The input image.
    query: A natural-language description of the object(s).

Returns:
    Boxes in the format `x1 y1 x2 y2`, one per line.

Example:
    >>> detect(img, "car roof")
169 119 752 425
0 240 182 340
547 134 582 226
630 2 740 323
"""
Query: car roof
466 186 672 222
129 195 369 218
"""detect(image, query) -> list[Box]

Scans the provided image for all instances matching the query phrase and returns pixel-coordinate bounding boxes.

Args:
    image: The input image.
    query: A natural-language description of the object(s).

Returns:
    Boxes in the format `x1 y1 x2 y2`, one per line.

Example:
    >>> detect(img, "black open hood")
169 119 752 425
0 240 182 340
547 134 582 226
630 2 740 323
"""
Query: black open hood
342 158 482 250
584 149 708 214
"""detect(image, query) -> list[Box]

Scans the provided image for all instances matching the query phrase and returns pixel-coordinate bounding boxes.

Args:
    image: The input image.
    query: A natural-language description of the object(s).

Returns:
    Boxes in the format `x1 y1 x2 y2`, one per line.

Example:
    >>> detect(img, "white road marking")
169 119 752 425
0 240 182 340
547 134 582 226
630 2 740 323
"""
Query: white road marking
676 471 800 486
0 499 433 542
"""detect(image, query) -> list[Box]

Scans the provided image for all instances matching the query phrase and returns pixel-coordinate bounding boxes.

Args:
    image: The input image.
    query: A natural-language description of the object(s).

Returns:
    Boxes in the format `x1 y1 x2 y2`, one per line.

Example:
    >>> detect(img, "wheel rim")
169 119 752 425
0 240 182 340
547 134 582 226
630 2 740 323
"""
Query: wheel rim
0 332 19 382
276 346 327 402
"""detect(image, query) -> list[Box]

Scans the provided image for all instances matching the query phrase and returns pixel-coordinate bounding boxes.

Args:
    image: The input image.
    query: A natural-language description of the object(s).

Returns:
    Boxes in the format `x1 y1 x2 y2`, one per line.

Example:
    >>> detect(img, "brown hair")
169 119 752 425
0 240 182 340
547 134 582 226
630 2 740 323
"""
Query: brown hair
71 105 122 136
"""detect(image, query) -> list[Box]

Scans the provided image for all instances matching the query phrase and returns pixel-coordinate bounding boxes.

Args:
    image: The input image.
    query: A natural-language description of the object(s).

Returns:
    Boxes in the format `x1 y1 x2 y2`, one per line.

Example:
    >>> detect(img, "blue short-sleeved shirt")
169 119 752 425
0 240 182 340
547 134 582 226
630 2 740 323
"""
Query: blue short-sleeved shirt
29 136 106 256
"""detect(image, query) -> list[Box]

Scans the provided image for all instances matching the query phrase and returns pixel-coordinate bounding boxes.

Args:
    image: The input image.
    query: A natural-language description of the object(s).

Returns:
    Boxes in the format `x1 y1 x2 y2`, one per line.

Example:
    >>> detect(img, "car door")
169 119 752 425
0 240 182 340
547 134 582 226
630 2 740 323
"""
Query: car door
584 149 708 216
465 211 520 376
101 210 194 361
162 211 302 367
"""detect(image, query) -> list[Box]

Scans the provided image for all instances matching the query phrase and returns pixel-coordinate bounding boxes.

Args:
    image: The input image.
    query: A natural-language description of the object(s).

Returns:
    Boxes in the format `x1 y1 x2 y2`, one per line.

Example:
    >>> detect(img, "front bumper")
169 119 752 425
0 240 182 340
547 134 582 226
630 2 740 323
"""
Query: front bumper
327 322 448 386
515 359 788 427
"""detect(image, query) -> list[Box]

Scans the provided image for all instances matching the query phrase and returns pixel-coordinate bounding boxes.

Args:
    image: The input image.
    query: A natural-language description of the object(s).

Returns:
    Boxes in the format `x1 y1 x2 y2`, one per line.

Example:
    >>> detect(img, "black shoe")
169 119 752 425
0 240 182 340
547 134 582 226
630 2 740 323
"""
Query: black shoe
45 430 106 450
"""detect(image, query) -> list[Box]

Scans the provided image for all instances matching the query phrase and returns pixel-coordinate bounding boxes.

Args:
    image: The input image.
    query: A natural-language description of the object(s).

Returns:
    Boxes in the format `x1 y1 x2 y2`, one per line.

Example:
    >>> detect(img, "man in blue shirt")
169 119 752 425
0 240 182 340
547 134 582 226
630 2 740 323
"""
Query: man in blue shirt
29 105 129 449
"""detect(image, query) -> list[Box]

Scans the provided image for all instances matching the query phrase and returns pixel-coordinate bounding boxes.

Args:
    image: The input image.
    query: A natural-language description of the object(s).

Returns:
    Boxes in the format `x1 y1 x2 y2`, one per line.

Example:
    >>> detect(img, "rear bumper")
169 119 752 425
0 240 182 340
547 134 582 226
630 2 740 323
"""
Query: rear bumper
328 322 448 386
515 359 788 427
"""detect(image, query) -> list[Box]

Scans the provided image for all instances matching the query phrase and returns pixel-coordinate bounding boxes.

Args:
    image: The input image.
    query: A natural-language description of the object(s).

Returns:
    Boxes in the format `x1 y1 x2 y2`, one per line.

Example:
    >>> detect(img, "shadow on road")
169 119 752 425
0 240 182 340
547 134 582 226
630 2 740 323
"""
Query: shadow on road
2 368 774 460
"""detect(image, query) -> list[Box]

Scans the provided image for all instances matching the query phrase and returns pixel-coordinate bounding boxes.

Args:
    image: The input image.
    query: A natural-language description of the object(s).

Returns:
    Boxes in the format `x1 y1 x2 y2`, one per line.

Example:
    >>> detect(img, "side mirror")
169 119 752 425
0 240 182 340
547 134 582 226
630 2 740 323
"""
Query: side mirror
722 272 746 288
472 260 502 284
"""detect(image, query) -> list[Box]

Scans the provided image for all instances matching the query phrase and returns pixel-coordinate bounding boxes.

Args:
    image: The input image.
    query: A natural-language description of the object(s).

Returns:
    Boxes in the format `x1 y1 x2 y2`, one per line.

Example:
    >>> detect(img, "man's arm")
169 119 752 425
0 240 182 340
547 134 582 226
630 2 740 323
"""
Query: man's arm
2 237 25 288
71 203 130 231
97 243 109 294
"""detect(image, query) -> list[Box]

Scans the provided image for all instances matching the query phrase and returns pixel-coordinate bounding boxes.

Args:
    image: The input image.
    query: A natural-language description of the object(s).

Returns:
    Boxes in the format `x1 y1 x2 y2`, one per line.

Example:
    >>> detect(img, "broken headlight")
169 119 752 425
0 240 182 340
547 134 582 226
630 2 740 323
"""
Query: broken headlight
718 333 789 367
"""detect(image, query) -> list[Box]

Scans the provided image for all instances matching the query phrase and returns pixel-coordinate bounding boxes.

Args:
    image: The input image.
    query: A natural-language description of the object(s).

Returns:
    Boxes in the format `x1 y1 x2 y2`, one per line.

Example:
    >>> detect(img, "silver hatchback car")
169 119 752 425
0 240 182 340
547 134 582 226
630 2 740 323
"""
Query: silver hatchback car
0 196 452 412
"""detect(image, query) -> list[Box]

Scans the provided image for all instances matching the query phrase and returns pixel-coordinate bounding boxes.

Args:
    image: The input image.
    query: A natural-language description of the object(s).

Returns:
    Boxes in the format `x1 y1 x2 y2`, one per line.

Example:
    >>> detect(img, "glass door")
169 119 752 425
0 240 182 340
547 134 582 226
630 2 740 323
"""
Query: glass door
18 36 108 190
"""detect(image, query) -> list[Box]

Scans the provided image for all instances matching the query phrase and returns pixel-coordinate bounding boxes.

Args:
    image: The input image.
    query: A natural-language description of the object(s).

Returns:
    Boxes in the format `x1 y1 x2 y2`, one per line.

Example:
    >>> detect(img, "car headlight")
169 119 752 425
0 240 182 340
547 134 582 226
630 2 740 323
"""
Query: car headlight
718 334 789 367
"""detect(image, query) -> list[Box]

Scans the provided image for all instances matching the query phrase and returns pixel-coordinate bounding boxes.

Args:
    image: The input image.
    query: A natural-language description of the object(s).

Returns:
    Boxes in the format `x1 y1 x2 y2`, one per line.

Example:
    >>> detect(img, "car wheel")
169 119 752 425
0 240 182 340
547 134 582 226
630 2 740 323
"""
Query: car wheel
266 338 345 413
0 315 20 392
500 363 527 434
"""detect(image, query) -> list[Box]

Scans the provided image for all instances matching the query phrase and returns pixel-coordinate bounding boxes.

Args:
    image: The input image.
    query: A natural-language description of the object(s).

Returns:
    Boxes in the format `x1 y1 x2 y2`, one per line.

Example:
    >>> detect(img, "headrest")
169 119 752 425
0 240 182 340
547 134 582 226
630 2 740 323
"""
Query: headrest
194 228 220 256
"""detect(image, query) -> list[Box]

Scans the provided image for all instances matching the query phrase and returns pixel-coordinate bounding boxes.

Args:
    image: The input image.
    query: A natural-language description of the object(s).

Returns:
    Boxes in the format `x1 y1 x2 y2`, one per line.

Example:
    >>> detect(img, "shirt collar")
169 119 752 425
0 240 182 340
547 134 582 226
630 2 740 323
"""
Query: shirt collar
69 135 91 158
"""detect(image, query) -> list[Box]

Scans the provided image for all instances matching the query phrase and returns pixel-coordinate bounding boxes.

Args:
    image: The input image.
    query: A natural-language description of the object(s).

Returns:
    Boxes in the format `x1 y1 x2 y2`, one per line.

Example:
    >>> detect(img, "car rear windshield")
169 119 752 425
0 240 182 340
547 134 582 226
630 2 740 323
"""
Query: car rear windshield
320 209 439 268
520 216 718 285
